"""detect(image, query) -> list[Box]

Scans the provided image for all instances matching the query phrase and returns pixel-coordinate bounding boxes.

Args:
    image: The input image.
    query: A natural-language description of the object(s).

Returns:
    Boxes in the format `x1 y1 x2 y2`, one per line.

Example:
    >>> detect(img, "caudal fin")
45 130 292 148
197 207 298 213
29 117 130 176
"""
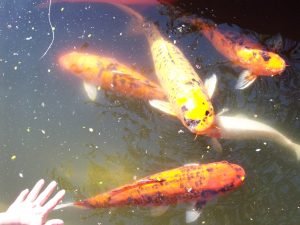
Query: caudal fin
110 3 145 24
54 202 75 210
289 142 300 161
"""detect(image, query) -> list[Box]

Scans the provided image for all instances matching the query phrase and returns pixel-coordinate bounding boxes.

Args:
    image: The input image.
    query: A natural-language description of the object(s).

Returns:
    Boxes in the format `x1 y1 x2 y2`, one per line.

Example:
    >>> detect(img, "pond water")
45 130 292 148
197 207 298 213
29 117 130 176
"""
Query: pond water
0 1 299 225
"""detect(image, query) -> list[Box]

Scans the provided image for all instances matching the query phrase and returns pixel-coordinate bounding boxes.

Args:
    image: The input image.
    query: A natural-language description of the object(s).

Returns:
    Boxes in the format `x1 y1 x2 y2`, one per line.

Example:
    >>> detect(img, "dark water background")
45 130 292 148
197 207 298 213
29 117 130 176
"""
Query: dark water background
0 0 299 224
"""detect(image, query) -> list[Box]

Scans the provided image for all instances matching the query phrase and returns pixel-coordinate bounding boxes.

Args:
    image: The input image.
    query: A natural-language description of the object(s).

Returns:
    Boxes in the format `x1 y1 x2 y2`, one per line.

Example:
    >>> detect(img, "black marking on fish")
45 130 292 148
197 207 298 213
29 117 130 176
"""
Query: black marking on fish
219 182 235 193
107 63 118 71
181 105 188 112
260 51 271 61
205 110 210 116
206 167 214 172
184 118 201 128
200 189 218 198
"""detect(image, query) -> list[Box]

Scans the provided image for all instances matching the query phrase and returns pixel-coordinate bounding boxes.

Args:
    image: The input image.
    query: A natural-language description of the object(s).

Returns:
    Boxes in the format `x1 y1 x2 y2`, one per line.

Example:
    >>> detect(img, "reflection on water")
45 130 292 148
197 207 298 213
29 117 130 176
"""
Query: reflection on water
0 1 300 225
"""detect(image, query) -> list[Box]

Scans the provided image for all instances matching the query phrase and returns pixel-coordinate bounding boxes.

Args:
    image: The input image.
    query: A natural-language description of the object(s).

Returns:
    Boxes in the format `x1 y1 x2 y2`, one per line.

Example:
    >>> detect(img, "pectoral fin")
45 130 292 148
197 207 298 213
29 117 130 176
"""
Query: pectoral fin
149 100 177 117
150 205 169 217
235 70 257 89
83 81 98 101
204 74 217 98
185 201 206 223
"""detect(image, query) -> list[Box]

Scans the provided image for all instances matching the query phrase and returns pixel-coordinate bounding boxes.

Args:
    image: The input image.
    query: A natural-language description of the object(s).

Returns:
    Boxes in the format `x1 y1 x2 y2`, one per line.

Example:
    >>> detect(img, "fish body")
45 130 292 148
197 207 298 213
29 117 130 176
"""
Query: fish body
59 51 166 101
114 4 217 135
191 18 286 89
216 115 300 160
57 161 245 217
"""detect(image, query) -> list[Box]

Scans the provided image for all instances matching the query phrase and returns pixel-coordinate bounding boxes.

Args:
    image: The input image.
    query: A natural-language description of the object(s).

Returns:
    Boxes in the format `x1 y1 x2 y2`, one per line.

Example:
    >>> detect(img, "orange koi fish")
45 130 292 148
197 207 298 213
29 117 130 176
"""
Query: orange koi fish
56 161 245 223
59 51 166 101
112 4 218 136
190 18 286 89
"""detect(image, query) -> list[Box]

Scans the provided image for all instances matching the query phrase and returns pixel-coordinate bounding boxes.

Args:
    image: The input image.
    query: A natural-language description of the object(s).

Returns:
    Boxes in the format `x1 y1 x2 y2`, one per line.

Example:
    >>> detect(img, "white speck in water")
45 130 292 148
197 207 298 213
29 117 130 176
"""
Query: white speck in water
88 33 92 38
159 136 163 139
41 129 46 135
47 69 51 73
173 40 176 44
25 36 32 40
133 175 137 180
19 173 23 178
41 102 45 107
255 148 261 152
119 32 122 36
178 129 184 134
136 167 140 170
89 128 94 133
206 145 210 149
263 142 267 146
26 127 31 132
250 218 253 221
60 7 64 12
14 66 18 70
254 114 258 118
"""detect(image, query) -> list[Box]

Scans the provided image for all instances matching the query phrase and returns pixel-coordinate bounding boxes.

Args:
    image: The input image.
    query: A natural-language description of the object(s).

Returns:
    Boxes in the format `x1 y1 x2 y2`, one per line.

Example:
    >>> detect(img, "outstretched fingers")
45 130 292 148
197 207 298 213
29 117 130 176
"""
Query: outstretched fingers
12 188 30 205
43 189 66 213
45 219 64 225
35 181 57 206
26 179 45 202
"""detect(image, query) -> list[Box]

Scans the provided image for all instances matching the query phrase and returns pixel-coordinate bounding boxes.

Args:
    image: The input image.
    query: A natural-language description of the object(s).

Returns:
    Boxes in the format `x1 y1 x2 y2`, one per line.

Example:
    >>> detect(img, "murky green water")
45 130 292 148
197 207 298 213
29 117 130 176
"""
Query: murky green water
0 1 299 225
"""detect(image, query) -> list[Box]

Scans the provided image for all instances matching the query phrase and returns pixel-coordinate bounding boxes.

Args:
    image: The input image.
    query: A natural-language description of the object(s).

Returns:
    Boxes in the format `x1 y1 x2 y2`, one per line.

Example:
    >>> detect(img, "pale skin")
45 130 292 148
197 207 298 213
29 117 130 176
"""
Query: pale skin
0 179 65 225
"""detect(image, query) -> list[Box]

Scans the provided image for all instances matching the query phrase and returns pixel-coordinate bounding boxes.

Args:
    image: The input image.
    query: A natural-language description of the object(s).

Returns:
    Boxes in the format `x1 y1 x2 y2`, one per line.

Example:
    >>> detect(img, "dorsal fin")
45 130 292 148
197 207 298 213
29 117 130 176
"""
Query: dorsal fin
110 178 165 196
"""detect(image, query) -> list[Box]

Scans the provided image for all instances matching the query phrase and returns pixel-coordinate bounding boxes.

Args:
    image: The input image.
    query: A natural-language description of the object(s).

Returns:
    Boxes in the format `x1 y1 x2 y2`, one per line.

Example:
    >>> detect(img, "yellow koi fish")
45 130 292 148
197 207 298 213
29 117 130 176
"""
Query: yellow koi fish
113 4 218 136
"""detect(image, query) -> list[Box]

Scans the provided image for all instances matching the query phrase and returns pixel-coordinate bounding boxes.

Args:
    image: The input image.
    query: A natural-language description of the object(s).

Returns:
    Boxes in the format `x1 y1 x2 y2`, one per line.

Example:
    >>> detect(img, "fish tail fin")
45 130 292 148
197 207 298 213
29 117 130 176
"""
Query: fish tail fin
289 142 300 161
54 202 75 210
110 3 145 25
189 17 215 32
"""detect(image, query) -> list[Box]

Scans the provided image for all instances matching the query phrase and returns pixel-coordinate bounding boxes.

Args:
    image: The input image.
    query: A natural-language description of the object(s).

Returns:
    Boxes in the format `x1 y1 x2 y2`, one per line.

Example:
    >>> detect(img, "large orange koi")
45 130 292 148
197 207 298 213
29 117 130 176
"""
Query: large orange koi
59 51 166 101
56 161 245 223
111 4 218 136
190 18 286 89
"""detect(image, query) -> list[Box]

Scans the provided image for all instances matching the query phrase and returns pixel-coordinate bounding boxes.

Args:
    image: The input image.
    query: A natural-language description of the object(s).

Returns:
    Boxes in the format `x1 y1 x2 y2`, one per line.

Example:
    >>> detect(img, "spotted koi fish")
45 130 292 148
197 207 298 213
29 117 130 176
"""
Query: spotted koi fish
190 18 286 89
111 4 218 136
59 51 166 101
55 161 245 223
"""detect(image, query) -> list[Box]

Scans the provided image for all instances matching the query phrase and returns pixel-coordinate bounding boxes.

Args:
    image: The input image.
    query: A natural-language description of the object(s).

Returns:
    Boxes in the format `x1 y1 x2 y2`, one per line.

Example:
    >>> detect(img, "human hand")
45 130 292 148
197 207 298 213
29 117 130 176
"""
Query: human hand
0 179 65 225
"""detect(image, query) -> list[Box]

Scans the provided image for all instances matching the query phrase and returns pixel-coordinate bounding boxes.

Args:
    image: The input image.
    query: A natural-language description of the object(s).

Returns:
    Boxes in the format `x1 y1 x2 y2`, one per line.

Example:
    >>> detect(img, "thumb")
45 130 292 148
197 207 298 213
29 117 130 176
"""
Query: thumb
44 219 64 225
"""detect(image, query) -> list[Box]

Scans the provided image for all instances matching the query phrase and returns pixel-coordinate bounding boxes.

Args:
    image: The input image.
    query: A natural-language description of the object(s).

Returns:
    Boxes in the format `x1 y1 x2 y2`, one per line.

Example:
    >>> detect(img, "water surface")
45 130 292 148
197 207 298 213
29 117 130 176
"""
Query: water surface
0 1 299 225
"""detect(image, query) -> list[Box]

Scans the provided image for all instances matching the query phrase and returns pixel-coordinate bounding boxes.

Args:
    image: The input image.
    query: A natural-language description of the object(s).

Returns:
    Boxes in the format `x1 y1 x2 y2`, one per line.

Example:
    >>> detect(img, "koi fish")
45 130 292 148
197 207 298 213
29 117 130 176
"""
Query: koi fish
216 115 300 160
55 161 245 223
190 18 286 89
38 0 175 8
59 51 166 101
112 4 218 136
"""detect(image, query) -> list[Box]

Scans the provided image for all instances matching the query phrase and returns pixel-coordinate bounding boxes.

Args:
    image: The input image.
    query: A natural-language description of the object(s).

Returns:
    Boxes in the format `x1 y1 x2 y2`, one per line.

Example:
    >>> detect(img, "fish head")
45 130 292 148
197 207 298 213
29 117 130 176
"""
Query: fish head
205 161 246 194
179 95 215 135
237 48 286 75
59 51 104 81
264 51 286 74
